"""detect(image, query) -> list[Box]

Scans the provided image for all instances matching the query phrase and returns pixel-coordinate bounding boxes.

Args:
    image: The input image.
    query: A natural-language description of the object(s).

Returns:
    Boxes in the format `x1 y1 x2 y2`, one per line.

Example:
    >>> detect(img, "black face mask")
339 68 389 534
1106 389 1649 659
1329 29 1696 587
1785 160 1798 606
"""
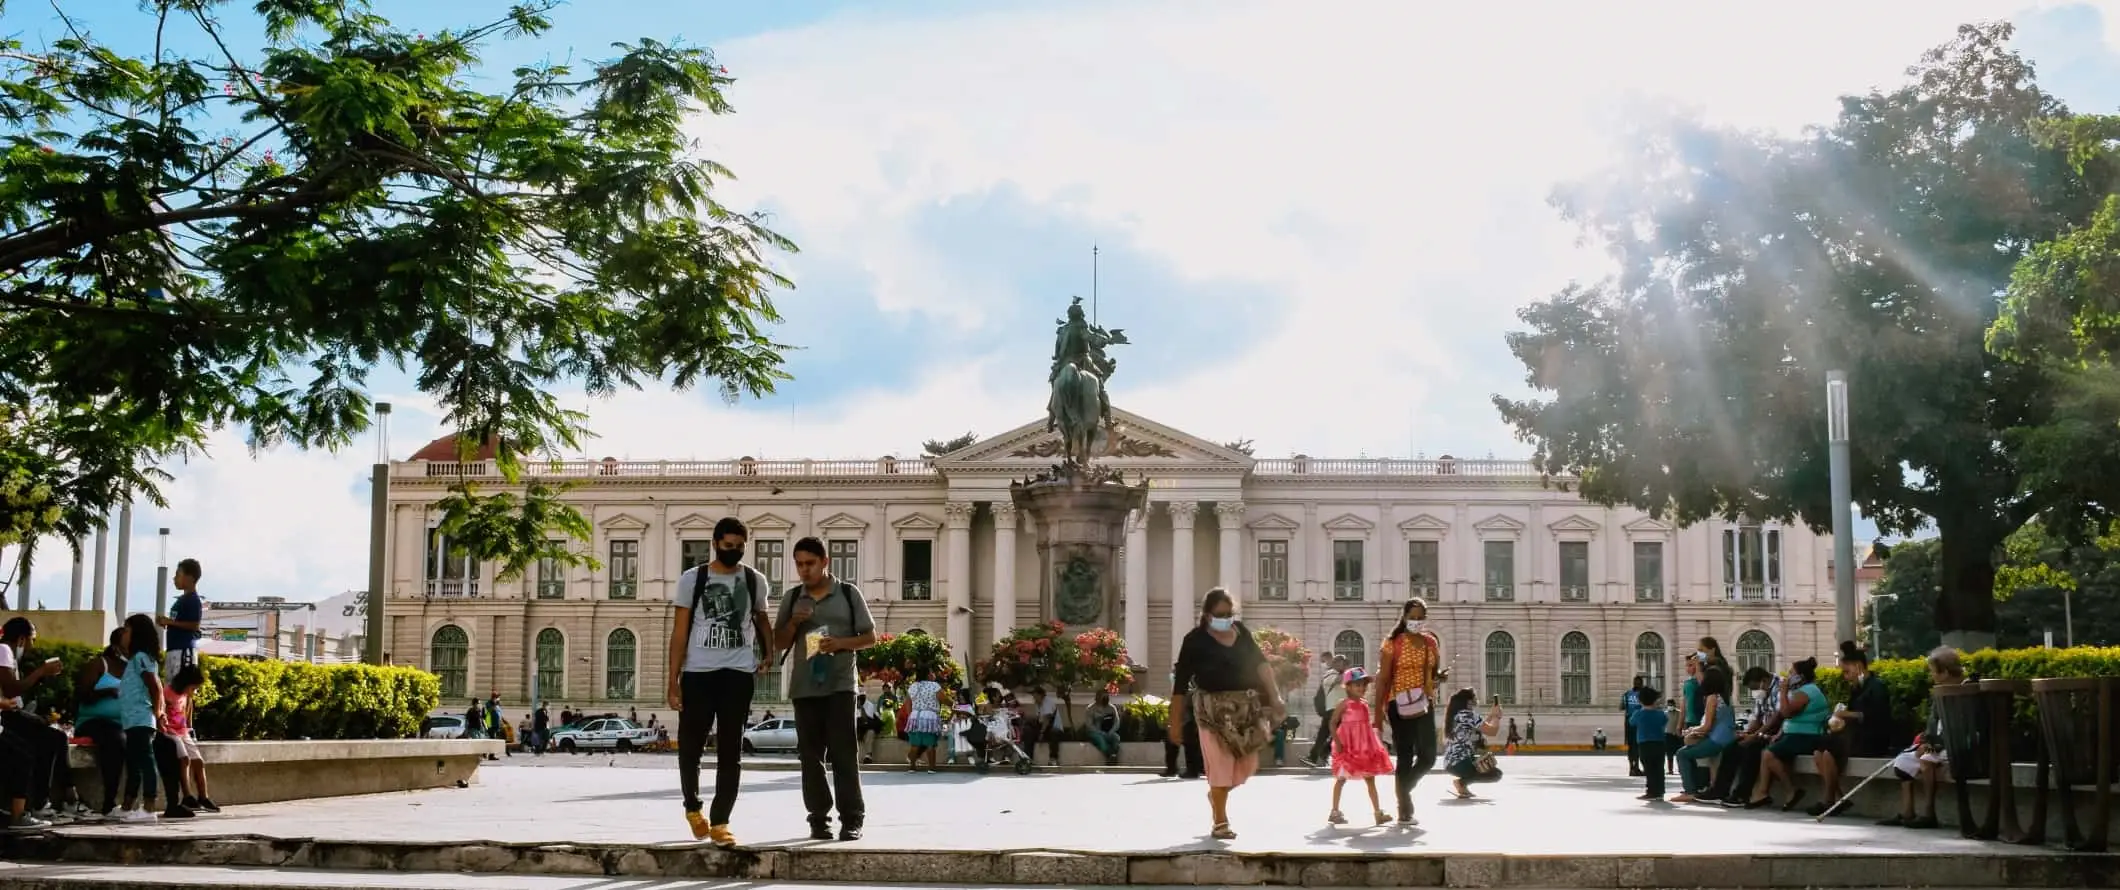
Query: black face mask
715 547 745 566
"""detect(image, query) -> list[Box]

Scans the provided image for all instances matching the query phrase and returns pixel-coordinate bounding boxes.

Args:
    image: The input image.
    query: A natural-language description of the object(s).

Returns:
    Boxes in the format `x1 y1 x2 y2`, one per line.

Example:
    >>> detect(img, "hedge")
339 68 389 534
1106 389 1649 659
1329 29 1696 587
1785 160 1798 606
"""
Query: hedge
19 642 439 741
1813 645 2120 753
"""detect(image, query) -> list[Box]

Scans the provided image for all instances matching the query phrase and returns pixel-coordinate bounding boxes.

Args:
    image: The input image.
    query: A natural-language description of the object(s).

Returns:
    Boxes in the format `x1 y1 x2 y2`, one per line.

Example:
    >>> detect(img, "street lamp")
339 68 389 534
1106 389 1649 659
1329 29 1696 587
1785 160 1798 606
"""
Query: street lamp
1869 592 1899 660
155 528 171 616
364 402 391 665
1827 371 1857 645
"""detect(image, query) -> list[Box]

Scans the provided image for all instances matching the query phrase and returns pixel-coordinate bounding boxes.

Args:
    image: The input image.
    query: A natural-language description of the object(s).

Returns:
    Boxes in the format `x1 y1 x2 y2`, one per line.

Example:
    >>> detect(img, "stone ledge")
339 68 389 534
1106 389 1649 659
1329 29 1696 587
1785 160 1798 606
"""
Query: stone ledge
67 738 505 768
1 832 2114 887
64 740 502 807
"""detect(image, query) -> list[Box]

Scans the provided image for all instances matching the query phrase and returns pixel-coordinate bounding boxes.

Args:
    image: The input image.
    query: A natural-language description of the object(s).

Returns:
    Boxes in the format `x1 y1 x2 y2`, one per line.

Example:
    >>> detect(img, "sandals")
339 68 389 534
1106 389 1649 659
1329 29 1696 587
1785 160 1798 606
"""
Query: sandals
1327 810 1348 825
1211 821 1237 840
1373 809 1391 825
1780 789 1808 813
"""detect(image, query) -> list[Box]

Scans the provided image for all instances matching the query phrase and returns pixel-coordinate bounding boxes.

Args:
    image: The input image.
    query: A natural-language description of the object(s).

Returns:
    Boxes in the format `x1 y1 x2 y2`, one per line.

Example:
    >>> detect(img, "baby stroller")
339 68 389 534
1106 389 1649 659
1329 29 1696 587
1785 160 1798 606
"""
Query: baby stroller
974 706 1035 775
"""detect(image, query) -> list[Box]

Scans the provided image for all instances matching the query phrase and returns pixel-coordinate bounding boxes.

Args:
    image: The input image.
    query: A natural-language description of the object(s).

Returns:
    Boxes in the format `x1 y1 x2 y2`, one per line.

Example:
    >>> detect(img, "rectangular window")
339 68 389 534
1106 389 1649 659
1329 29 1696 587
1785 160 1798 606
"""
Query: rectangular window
1331 539 1364 601
1633 541 1664 602
680 539 714 572
423 528 479 598
1723 526 1782 601
1257 540 1289 601
1407 540 1439 598
753 539 786 598
1483 540 1515 601
901 539 934 600
535 553 565 600
1558 541 1589 601
828 539 859 582
609 540 639 599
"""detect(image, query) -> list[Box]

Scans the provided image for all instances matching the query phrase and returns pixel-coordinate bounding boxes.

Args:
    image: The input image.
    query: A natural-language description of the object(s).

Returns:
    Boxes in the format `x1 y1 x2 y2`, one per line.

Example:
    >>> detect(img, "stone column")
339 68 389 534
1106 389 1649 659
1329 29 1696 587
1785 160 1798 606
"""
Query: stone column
991 503 1019 639
945 502 975 672
91 525 108 612
1124 509 1149 666
1216 502 1244 602
69 547 84 610
1168 501 1198 661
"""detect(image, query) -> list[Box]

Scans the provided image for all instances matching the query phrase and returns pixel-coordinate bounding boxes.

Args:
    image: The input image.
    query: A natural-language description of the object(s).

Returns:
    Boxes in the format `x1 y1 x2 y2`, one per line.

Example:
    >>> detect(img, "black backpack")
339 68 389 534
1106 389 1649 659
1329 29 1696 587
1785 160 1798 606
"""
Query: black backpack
1313 680 1331 719
773 579 858 667
684 563 764 654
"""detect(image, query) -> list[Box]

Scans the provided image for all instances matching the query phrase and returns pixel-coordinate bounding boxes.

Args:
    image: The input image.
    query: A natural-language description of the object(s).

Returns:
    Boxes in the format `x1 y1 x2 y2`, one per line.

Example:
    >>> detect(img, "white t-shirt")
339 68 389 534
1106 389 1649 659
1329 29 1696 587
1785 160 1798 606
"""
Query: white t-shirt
675 563 757 673
0 643 22 709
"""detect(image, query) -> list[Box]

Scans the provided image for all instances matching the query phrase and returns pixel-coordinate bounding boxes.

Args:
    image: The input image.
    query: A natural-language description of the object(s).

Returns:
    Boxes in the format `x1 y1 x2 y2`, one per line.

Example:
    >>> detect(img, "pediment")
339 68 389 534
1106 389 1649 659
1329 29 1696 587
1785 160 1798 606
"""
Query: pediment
747 512 795 532
671 511 718 531
891 512 942 533
1247 513 1301 531
935 407 1256 467
1397 513 1451 533
598 511 649 531
1472 513 1526 535
1322 512 1376 532
1623 515 1673 534
1547 514 1602 536
816 511 869 532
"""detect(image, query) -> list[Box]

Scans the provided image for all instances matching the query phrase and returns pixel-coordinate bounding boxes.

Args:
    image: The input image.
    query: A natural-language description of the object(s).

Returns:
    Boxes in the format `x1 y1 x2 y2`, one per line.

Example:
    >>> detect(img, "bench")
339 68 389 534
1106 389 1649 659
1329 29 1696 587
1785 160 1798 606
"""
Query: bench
1772 754 2112 845
65 738 503 806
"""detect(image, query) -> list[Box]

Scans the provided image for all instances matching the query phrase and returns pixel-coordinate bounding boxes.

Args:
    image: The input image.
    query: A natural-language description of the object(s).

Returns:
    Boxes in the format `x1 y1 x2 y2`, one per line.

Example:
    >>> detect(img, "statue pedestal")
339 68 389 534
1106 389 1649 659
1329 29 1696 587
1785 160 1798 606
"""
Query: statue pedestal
1012 467 1149 632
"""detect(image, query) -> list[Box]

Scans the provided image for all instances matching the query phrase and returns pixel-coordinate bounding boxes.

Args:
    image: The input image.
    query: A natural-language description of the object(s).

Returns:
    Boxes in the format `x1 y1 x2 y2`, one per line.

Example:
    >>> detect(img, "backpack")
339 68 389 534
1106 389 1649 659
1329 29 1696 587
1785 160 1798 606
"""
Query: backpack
774 579 858 667
1312 679 1331 719
684 563 765 657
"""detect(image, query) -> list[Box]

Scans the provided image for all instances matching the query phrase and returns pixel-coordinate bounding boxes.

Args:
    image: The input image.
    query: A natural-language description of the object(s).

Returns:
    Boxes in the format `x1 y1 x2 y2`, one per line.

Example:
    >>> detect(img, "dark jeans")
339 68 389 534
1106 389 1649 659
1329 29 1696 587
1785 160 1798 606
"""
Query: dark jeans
1714 738 1766 801
1388 707 1437 815
677 669 754 823
1639 739 1666 796
1307 713 1334 763
0 710 73 809
1020 720 1044 761
1624 729 1637 771
1164 720 1203 776
794 692 863 826
0 728 31 803
122 727 181 806
75 718 125 811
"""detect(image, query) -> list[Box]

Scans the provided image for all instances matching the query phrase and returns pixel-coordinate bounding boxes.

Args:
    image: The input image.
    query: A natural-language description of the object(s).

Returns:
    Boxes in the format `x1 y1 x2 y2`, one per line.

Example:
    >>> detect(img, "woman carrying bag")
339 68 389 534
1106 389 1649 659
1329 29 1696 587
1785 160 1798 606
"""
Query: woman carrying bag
1371 597 1448 825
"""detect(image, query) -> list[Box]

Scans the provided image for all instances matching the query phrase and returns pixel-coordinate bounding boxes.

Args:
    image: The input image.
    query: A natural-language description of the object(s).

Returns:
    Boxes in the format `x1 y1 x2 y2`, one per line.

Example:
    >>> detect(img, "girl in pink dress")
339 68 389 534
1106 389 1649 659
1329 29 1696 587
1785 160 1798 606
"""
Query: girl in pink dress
1329 668 1394 825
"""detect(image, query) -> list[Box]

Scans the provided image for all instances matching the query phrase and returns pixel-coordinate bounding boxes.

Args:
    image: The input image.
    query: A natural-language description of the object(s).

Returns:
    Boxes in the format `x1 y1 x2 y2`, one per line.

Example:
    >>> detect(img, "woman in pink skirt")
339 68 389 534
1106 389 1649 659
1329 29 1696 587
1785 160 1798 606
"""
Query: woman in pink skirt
1170 588 1285 840
1327 668 1394 825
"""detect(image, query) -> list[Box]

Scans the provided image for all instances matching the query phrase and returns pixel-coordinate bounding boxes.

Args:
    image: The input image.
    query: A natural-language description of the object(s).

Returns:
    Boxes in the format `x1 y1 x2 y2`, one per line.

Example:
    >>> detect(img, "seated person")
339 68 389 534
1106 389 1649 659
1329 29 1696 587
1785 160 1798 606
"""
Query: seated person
1878 647 1966 828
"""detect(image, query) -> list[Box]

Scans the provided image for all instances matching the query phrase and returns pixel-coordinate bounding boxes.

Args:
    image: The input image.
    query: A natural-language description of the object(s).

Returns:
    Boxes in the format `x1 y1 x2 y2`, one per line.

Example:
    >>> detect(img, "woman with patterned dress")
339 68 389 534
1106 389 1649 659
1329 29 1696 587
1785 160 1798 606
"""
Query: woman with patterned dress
904 670 944 773
1170 587 1286 840
1441 688 1505 799
1327 668 1393 826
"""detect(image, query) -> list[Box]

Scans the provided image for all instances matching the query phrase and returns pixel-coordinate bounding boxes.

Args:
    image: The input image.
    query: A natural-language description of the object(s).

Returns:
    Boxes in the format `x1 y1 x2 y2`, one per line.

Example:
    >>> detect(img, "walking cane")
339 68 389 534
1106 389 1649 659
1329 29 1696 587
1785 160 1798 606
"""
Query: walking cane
1814 756 1899 822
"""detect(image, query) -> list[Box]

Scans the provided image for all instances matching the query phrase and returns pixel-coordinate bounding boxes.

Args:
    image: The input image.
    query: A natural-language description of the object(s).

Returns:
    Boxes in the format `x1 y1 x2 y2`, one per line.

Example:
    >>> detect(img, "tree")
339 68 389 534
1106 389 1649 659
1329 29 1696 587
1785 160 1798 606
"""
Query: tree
1869 528 2120 653
1221 438 1255 455
921 432 978 457
0 0 793 577
1493 24 2113 645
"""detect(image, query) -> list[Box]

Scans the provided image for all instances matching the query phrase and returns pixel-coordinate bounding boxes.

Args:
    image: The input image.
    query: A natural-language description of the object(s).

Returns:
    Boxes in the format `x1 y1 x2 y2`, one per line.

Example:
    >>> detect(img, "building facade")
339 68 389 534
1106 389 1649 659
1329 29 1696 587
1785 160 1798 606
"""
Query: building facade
381 409 1837 733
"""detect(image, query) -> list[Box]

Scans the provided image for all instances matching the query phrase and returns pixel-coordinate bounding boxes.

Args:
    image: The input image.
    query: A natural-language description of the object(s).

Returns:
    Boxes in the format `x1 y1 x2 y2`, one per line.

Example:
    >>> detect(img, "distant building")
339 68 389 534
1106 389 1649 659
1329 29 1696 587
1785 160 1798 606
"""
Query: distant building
199 590 365 663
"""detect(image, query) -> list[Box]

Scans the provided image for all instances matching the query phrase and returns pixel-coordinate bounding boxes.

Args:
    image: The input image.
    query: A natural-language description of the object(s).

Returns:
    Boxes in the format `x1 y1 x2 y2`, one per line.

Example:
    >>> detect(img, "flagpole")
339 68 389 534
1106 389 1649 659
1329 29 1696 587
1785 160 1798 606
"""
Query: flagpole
1092 245 1099 325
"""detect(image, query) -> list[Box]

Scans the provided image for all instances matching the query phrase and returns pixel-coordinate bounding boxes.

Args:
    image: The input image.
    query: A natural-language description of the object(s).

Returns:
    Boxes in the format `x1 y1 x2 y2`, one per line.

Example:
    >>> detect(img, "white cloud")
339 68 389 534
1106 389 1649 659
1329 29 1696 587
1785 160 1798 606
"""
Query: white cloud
19 1 2115 603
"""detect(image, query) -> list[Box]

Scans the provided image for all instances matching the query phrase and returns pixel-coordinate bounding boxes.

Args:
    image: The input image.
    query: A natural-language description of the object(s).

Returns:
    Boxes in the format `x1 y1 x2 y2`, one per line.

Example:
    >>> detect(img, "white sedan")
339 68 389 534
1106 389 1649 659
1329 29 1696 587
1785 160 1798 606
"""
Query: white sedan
741 717 797 754
548 717 655 753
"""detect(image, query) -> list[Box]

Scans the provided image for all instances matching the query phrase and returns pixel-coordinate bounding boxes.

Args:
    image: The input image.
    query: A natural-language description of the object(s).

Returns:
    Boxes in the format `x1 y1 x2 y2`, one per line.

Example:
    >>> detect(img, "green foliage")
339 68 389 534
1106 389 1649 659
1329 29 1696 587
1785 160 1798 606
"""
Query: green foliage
920 432 978 458
1120 695 1169 742
19 639 100 720
857 631 964 690
1874 530 2120 652
1817 646 2120 742
191 657 440 740
1491 23 2115 636
0 0 794 577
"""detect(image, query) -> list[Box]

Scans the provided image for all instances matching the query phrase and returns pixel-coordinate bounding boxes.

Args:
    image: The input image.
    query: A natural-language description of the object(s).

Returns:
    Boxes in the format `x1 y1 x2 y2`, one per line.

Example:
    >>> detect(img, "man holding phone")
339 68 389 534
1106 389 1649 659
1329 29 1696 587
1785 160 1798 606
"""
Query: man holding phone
0 617 87 825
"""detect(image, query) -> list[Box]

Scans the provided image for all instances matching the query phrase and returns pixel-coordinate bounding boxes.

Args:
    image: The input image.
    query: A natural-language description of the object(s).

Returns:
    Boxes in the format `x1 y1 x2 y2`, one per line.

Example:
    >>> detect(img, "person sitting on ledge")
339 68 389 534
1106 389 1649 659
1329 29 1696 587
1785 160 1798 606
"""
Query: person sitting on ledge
1877 647 1965 829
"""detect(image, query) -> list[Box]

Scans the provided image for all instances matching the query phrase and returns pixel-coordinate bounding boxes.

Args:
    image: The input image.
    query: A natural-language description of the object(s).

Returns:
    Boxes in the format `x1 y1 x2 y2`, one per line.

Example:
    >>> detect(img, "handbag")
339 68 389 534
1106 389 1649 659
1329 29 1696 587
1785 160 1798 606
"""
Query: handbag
1392 686 1430 718
1475 750 1499 775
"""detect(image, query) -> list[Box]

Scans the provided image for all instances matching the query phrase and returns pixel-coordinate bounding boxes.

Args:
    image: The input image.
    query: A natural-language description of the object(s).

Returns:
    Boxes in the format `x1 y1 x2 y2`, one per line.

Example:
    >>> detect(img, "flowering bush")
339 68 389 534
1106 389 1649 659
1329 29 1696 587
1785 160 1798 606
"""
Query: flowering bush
1250 627 1314 692
857 631 964 691
979 621 1071 691
1068 627 1134 693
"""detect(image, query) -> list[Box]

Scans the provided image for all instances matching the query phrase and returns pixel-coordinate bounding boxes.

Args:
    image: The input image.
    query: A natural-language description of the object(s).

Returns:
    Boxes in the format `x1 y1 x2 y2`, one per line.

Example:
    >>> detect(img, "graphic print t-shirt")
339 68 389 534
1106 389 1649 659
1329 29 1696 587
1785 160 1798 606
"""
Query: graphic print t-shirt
677 564 755 673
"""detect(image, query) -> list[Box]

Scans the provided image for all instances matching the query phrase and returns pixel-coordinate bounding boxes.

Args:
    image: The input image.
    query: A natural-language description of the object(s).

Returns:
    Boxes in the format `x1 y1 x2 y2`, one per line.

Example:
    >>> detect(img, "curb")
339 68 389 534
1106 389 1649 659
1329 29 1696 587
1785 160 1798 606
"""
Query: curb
2 832 2116 887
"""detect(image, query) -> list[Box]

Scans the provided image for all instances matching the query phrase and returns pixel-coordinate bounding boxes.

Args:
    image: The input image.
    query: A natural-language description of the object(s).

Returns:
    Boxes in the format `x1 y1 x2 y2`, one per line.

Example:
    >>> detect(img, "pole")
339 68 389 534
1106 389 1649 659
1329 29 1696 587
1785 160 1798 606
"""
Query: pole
113 501 133 619
90 524 108 614
2064 588 2073 649
1091 244 1100 325
69 545 84 610
364 402 391 665
155 528 171 617
1827 370 1856 645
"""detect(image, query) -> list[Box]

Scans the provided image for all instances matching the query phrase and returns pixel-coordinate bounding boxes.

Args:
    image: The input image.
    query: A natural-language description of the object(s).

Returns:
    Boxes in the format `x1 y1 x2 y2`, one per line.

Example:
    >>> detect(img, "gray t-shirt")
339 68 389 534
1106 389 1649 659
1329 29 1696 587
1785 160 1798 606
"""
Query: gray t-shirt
776 579 875 700
676 563 759 673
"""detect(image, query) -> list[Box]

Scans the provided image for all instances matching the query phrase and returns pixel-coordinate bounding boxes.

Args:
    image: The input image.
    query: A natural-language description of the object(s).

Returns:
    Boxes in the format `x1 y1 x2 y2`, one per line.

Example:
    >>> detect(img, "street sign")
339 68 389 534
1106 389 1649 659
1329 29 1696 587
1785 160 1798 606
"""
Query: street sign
209 601 311 612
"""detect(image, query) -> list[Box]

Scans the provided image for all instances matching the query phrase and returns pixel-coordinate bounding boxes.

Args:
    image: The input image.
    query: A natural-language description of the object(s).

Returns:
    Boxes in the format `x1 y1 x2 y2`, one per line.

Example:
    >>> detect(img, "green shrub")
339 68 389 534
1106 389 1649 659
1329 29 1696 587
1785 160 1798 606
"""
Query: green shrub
193 658 440 740
1814 645 2120 753
19 639 102 721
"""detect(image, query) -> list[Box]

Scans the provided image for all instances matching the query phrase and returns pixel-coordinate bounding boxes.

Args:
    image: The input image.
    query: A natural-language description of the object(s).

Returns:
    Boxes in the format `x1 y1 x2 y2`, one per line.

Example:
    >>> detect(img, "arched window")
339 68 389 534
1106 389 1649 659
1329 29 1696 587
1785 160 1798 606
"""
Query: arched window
430 625 468 700
1484 631 1517 706
1332 630 1367 669
535 628 565 701
1736 630 1776 676
1559 631 1592 705
1634 632 1666 694
605 629 637 700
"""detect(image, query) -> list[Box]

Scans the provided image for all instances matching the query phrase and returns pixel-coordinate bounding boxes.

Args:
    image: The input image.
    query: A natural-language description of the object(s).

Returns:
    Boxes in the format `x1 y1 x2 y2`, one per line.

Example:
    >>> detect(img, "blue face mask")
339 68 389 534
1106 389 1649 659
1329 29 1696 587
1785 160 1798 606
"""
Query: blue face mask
1207 616 1236 632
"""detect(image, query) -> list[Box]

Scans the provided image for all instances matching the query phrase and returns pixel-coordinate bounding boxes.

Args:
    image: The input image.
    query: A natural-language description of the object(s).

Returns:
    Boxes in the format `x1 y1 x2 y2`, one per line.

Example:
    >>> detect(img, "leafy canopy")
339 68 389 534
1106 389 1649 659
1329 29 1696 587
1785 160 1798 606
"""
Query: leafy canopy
0 0 795 576
1492 23 2113 635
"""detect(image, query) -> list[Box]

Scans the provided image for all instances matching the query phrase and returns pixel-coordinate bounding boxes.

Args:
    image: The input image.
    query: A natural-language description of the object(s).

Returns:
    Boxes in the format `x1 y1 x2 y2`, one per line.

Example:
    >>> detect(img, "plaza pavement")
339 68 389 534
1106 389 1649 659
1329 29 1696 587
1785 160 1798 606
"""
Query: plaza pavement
5 758 2111 887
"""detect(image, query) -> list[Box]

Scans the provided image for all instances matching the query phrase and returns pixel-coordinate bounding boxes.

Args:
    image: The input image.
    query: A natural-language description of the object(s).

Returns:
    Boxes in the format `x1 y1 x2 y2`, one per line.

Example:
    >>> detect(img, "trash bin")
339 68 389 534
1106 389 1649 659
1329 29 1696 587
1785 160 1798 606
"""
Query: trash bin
2032 677 2115 852
1977 678 2034 844
1933 681 1991 838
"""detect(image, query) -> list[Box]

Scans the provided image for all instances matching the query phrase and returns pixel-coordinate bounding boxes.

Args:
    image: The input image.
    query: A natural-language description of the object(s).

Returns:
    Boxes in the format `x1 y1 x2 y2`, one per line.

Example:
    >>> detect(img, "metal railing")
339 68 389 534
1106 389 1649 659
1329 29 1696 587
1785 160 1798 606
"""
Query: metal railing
1635 584 1664 603
1485 585 1514 602
1332 583 1364 601
902 580 932 601
404 457 939 479
1257 583 1289 601
1251 457 1552 477
1408 583 1438 598
1560 585 1589 602
609 580 638 600
536 581 566 600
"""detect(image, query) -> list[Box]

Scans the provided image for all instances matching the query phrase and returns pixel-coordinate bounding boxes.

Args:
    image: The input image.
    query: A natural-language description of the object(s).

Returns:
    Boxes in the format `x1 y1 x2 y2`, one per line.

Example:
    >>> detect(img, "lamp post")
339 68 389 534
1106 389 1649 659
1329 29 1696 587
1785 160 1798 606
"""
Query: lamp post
1870 592 1898 660
155 528 171 617
365 402 391 665
1827 371 1857 646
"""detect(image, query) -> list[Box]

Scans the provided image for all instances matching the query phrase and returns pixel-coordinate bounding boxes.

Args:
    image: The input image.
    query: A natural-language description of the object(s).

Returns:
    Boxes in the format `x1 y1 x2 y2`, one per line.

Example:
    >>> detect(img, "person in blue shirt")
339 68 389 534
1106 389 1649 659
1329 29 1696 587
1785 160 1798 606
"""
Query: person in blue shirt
1629 686 1669 800
1621 675 1646 777
156 558 205 679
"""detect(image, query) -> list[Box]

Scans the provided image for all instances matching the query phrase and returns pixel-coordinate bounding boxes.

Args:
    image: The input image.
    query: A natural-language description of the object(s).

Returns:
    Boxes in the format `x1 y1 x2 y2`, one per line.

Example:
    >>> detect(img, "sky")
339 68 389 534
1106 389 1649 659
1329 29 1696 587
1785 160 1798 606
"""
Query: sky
8 0 2120 610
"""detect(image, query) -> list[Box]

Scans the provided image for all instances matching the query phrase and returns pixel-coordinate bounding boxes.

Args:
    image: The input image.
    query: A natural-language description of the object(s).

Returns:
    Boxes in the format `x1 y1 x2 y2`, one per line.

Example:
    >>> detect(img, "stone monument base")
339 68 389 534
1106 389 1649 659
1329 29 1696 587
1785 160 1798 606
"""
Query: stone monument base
1012 466 1148 632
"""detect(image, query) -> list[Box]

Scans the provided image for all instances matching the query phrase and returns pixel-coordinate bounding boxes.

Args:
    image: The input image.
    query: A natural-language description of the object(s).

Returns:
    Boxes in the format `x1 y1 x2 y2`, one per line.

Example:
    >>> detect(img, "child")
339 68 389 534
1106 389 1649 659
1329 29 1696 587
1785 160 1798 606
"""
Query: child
1631 686 1669 801
1326 668 1393 826
164 666 217 813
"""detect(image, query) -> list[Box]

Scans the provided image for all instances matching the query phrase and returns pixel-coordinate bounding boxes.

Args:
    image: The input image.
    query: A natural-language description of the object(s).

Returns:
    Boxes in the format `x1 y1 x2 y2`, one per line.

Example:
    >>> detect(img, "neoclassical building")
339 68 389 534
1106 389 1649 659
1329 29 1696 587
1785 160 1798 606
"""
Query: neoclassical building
381 409 1837 733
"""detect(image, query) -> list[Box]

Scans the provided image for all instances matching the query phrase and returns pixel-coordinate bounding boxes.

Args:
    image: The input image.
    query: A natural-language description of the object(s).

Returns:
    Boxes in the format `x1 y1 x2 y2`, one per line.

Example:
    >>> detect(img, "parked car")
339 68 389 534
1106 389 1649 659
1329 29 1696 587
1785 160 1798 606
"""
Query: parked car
548 716 655 753
423 714 468 740
742 716 798 754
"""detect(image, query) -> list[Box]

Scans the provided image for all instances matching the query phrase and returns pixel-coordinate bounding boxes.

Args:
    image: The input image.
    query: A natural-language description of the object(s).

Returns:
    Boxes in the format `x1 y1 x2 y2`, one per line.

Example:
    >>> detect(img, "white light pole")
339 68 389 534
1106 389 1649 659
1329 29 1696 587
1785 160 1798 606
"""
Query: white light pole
365 402 391 665
1828 371 1857 646
155 527 171 617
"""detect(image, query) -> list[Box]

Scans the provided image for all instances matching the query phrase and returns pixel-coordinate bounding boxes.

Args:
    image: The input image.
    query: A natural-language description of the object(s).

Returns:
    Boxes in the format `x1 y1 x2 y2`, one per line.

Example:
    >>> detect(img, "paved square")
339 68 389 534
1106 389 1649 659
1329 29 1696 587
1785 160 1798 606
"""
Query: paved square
49 756 2001 857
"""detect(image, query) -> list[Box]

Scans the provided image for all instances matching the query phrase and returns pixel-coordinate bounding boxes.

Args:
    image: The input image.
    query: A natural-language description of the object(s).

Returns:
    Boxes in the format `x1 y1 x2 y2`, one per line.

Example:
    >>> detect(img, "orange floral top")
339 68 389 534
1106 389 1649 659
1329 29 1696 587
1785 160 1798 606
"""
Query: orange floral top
1385 632 1438 699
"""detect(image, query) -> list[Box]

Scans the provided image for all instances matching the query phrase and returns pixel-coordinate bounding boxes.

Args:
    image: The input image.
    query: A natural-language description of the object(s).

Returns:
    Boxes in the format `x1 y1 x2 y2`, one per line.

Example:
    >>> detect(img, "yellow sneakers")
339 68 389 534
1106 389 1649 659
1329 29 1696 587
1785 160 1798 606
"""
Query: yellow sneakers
707 823 737 848
684 810 709 840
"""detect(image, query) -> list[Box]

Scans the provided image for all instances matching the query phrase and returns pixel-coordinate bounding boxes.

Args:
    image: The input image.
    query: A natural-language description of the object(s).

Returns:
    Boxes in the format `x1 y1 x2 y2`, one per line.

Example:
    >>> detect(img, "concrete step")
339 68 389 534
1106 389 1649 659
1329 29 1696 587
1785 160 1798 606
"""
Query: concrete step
0 862 1170 890
3 832 2115 887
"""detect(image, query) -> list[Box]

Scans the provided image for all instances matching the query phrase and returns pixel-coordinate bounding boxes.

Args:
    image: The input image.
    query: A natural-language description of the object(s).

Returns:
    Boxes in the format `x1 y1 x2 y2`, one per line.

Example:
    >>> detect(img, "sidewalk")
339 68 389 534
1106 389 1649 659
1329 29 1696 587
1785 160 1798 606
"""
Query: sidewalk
3 759 2110 887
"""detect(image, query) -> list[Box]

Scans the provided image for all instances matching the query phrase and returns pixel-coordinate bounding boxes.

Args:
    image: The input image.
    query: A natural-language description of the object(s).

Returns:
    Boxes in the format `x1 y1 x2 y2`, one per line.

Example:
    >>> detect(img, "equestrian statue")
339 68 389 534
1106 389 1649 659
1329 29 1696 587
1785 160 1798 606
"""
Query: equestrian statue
1045 296 1128 468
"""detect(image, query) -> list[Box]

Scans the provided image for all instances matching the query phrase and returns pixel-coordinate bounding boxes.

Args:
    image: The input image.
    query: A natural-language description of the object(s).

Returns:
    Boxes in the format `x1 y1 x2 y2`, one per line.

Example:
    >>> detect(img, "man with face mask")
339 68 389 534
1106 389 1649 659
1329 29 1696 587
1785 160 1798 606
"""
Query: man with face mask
666 517 776 847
